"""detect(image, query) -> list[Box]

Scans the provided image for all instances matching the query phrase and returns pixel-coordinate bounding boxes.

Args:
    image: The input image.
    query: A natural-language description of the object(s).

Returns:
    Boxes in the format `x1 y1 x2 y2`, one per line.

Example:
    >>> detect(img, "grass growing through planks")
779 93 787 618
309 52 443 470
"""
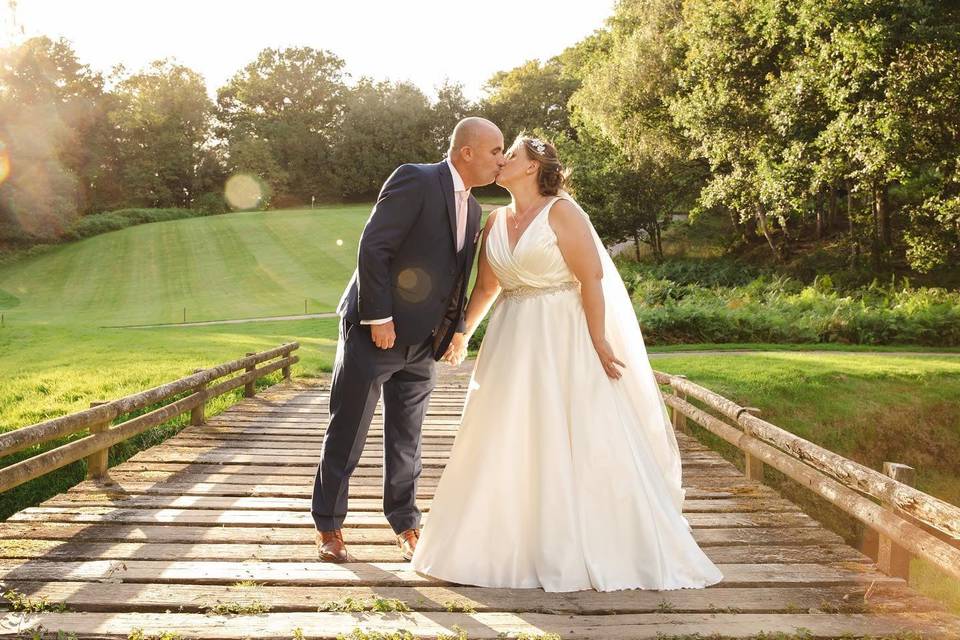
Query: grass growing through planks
127 630 183 640
442 600 477 613
1 588 69 612
318 597 412 613
203 600 272 615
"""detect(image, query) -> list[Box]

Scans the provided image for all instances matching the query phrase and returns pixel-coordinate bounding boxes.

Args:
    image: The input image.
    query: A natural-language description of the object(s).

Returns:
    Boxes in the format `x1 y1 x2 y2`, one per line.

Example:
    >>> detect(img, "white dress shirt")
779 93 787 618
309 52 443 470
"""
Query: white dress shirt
362 159 469 326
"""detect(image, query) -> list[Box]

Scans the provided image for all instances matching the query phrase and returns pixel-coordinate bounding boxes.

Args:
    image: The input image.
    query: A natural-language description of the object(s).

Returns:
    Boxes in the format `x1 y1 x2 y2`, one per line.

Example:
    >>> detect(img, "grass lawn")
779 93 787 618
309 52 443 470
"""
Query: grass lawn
0 206 368 326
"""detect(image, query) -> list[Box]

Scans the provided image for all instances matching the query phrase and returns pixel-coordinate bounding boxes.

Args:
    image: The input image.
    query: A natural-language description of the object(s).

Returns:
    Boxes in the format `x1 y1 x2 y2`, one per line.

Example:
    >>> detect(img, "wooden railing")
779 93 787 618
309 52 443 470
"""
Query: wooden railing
0 342 300 494
654 370 960 583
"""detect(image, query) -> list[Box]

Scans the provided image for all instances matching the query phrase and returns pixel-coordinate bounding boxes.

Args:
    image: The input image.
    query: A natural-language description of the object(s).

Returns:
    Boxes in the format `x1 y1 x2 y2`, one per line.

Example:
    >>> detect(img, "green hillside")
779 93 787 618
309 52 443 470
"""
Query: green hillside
0 206 369 326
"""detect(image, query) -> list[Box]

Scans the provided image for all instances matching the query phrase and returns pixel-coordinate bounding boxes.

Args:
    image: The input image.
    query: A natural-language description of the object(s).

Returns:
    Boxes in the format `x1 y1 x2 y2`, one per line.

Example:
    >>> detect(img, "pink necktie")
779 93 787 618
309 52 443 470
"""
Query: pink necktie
456 191 468 252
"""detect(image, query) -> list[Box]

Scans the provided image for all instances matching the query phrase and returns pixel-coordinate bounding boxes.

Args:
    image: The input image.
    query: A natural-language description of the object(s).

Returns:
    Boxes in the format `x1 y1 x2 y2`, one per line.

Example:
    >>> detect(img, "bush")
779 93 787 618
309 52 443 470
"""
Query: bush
631 270 960 346
63 208 218 241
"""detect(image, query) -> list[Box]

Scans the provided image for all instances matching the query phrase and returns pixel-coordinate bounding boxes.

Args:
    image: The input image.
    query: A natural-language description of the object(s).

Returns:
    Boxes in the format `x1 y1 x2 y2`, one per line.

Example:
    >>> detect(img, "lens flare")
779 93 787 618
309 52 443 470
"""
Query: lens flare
396 267 432 303
336 239 343 246
0 139 10 185
224 174 263 210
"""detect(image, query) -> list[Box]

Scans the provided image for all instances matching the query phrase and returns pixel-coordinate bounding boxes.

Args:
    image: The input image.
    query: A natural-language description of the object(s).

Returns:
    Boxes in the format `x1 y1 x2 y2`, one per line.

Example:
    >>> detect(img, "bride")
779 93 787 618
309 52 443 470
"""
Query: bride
410 134 724 592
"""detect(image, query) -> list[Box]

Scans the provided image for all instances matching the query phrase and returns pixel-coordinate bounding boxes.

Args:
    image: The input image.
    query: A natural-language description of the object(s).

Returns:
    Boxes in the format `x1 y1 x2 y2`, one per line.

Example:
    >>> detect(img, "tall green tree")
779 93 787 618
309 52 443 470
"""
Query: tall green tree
332 79 437 199
109 59 216 208
481 58 579 140
217 47 348 205
0 36 107 240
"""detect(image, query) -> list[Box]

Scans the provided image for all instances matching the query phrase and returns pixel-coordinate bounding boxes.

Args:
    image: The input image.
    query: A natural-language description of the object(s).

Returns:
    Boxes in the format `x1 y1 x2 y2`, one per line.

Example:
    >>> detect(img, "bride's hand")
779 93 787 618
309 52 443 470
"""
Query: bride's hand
594 338 626 379
442 332 468 366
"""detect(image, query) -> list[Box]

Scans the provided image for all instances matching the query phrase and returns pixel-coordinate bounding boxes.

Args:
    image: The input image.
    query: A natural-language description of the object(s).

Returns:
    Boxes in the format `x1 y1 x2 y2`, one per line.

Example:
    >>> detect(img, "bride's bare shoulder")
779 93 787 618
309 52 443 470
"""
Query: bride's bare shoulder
548 198 588 234
484 206 507 230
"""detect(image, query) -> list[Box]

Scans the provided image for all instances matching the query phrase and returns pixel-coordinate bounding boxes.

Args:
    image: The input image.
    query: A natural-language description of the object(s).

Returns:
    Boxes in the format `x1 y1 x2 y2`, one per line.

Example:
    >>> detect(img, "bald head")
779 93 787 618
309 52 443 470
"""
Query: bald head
446 117 505 189
448 117 501 156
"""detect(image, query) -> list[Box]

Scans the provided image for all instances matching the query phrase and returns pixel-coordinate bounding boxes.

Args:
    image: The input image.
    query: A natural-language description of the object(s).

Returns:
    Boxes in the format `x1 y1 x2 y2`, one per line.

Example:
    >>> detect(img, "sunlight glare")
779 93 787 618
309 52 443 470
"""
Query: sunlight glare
224 174 263 210
0 139 9 185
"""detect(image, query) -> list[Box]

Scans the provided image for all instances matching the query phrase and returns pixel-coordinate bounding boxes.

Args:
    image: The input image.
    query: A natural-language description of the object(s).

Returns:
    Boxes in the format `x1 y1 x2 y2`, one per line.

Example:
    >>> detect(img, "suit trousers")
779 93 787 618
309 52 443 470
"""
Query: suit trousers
311 316 436 534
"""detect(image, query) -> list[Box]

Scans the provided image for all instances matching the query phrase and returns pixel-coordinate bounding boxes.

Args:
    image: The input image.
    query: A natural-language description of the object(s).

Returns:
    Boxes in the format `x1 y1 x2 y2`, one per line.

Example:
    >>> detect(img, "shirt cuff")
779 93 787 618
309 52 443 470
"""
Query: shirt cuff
360 317 393 325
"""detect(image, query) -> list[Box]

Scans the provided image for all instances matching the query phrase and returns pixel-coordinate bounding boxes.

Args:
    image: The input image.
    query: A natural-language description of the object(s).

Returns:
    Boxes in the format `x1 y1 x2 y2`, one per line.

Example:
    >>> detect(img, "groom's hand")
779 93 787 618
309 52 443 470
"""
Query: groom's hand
371 321 396 349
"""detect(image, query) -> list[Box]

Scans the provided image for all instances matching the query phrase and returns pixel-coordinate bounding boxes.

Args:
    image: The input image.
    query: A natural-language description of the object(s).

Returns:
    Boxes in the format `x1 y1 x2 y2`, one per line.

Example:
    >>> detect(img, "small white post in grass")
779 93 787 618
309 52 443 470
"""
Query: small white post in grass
878 461 915 580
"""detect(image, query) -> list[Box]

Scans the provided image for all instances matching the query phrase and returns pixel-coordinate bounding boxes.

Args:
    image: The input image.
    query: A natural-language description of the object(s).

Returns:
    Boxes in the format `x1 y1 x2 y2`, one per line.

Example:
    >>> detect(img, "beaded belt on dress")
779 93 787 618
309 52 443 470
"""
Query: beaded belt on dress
500 281 580 300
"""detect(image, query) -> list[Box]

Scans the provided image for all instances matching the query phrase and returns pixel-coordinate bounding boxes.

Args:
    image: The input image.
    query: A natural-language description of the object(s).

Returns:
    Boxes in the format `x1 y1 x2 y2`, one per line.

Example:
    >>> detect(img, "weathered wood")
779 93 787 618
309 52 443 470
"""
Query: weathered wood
7 506 821 529
741 407 764 482
0 522 845 547
244 351 256 397
0 355 298 493
664 392 960 581
0 342 299 458
0 559 904 586
0 581 935 614
5 611 959 640
671 374 688 434
61 478 777 501
39 493 800 515
83 402 110 481
878 461 916 580
190 368 206 426
4 373 959 638
656 370 960 541
0 539 867 564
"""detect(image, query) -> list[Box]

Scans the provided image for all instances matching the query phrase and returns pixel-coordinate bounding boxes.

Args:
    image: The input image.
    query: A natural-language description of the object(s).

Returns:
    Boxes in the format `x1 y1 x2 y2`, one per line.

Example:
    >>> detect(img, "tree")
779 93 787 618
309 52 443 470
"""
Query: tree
481 58 579 141
0 36 107 240
217 47 348 205
332 79 437 199
108 59 216 208
568 0 706 259
430 80 475 156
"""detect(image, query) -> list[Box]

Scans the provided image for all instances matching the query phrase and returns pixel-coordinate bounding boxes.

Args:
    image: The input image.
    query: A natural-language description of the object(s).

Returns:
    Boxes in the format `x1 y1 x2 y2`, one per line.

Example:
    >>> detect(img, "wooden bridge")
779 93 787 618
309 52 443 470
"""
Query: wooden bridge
1 344 959 638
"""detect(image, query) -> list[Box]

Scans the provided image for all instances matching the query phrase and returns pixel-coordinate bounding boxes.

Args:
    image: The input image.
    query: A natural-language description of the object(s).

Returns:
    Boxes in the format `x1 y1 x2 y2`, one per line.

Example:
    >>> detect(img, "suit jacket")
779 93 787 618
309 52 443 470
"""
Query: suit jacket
337 161 482 360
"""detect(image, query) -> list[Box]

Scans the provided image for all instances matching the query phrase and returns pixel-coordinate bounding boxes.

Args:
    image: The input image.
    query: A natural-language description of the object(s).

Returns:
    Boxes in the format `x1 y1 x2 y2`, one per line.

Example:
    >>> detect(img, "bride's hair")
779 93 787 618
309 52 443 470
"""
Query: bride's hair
516 134 570 196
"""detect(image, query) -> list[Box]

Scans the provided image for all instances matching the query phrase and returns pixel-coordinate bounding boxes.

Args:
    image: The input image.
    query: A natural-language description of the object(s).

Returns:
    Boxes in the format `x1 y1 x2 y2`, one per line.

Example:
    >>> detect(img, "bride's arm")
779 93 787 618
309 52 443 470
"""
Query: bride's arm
442 211 502 363
550 200 626 379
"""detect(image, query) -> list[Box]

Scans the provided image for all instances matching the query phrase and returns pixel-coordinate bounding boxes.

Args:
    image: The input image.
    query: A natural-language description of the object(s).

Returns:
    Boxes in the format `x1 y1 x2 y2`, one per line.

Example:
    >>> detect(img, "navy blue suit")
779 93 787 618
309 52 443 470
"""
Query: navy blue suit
312 161 481 533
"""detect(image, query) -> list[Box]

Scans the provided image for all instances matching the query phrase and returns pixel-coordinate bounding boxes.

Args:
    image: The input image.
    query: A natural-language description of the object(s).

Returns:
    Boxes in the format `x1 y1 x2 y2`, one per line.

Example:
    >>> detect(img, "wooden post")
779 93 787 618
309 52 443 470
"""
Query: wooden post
244 352 256 397
671 375 688 434
190 368 207 426
85 401 110 481
741 407 765 482
878 461 915 580
281 345 292 382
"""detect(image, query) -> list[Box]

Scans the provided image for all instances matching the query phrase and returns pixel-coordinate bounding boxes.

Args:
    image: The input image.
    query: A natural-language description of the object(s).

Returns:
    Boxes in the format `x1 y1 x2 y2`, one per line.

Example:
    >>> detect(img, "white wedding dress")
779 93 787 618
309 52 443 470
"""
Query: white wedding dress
410 195 724 592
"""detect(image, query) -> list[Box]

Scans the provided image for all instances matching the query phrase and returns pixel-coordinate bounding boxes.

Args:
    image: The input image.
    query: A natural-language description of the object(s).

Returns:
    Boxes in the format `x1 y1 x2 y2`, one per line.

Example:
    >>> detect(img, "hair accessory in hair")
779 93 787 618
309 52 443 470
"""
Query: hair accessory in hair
527 138 547 155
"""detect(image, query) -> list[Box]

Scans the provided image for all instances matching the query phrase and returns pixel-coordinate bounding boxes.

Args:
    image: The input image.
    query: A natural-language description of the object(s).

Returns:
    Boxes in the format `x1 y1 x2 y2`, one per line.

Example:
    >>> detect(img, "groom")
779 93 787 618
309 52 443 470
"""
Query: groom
311 117 506 562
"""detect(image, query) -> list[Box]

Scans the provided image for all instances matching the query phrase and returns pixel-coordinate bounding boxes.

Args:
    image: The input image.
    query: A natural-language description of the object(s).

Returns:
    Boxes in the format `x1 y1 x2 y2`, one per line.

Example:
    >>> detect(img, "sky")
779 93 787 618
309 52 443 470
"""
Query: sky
3 0 617 100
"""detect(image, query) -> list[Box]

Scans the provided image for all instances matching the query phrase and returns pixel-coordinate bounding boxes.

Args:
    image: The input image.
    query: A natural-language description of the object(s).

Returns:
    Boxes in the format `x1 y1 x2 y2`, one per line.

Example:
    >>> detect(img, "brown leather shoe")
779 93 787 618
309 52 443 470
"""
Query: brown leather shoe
316 529 352 563
397 528 420 561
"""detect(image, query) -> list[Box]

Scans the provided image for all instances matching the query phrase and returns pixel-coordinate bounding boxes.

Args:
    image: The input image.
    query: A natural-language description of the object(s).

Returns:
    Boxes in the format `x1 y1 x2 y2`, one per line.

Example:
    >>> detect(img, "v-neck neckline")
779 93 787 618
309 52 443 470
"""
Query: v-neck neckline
504 197 557 257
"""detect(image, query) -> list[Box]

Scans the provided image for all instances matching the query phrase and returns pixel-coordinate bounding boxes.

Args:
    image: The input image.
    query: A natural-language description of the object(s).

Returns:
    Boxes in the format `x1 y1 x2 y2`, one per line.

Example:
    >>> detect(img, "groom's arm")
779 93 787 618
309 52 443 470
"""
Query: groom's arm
356 164 425 323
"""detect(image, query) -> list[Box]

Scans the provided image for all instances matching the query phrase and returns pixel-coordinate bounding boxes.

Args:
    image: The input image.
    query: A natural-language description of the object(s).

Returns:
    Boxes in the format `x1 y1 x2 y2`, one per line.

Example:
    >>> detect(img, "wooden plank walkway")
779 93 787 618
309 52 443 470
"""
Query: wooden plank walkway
2 368 958 639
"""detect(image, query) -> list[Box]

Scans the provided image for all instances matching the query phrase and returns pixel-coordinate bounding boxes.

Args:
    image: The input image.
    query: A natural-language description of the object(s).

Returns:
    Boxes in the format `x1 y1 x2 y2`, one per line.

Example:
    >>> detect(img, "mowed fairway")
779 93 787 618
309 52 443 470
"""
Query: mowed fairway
0 206 368 326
